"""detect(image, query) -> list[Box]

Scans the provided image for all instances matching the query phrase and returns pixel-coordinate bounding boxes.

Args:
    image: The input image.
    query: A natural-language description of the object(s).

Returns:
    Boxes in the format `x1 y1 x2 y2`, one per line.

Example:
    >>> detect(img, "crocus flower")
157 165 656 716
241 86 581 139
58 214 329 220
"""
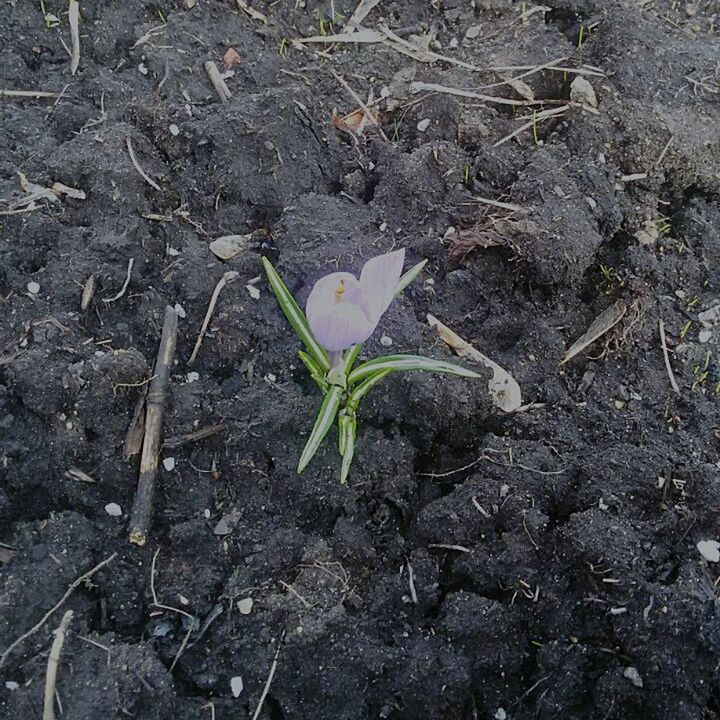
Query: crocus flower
306 249 405 357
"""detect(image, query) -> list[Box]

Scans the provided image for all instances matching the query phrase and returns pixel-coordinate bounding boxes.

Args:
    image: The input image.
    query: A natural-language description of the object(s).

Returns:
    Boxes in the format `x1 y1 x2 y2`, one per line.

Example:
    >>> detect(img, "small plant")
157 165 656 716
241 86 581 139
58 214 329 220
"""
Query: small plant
263 250 482 482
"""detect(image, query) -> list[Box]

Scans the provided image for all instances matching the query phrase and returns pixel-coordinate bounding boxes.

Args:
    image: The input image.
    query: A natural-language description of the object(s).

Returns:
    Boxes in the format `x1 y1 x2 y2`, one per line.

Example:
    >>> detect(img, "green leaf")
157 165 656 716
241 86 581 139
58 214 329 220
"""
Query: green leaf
342 343 363 372
262 257 330 371
298 351 329 392
347 368 391 411
348 354 483 386
338 411 357 484
395 259 428 295
297 385 343 473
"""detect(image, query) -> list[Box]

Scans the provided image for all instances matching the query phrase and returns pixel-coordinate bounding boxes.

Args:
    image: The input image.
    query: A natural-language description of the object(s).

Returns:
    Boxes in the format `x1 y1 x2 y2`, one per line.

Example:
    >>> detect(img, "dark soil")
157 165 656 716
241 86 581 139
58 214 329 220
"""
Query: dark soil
2 1 720 718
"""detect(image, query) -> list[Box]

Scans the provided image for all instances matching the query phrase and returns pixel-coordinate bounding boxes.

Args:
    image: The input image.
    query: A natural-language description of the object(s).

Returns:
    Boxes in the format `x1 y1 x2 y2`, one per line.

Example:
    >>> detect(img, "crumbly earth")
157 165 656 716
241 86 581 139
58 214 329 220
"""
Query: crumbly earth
1 1 720 719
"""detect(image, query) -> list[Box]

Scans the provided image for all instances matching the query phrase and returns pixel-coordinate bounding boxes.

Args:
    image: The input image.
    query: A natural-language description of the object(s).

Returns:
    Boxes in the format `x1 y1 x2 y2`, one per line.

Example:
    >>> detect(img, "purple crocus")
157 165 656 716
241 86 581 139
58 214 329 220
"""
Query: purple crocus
306 249 405 359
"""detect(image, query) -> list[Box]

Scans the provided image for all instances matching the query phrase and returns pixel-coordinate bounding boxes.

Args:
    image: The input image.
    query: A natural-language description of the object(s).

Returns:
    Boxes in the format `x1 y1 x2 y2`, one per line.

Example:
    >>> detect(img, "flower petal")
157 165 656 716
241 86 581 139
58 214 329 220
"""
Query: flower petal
359 249 405 329
308 302 374 351
306 272 363 325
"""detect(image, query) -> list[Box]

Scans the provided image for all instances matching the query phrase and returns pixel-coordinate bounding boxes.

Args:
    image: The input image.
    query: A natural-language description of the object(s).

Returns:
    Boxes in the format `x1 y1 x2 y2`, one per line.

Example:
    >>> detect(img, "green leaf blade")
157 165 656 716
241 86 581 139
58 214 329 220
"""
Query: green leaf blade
347 368 391 410
262 257 330 371
395 259 428 295
338 412 357 484
297 385 343 474
348 354 482 386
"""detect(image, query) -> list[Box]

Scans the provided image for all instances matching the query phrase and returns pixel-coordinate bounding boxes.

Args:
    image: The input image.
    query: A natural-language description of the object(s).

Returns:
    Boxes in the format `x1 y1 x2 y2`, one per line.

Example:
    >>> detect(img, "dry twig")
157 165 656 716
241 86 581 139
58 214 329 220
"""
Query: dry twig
0 89 62 99
189 271 239 365
251 640 283 720
68 0 80 75
0 553 117 667
103 258 134 303
129 307 178 545
43 610 73 720
204 61 232 102
659 318 681 395
126 137 162 192
328 69 389 141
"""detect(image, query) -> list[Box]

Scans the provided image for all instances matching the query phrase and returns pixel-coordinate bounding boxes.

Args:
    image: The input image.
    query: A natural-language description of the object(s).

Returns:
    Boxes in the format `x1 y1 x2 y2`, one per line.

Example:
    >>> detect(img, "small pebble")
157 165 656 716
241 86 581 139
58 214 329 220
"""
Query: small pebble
266 373 277 383
698 330 712 344
174 303 186 318
163 457 176 472
203 508 211 519
697 539 720 563
186 371 199 383
27 281 40 295
623 666 644 688
465 25 481 39
138 63 148 75
380 335 393 347
237 597 254 615
167 246 181 256
417 118 431 132
379 221 388 232
448 36 459 49
230 676 244 697
105 503 122 517
246 284 260 300
494 709 507 720
169 124 180 136
5 681 19 691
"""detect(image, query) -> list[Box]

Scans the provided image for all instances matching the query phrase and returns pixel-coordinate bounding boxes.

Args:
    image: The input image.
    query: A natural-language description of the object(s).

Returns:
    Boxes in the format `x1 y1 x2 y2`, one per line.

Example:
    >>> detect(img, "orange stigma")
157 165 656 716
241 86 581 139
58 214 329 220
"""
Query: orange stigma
334 279 345 303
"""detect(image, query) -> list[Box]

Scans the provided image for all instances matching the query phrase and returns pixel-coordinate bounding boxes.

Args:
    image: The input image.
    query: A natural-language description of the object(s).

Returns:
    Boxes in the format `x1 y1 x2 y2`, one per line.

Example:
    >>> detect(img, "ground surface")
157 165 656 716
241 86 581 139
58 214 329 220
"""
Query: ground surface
1 1 720 718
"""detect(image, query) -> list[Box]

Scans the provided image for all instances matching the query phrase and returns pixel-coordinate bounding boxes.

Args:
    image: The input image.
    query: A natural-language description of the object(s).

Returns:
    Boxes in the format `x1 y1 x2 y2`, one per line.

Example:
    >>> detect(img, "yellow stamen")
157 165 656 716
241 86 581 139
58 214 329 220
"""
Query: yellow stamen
334 279 345 303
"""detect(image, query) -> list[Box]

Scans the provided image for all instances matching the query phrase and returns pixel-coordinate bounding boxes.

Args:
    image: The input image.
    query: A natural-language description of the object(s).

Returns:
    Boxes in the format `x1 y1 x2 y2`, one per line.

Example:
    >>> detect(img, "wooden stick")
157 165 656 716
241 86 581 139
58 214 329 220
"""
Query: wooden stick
0 553 117 667
43 610 73 720
0 89 62 99
328 69 389 142
189 271 238 365
68 0 80 75
204 61 232 102
659 318 681 395
129 307 178 546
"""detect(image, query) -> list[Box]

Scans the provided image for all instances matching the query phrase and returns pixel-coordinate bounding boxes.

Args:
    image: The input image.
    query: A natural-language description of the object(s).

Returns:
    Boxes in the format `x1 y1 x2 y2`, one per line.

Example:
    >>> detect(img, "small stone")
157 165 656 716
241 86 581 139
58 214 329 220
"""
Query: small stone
214 515 233 536
203 508 211 519
246 284 260 300
448 36 459 49
698 304 720 327
104 503 122 517
380 335 393 347
5 681 19 691
623 666 643 688
494 709 507 720
138 63 148 75
169 124 180 136
174 303 186 319
230 676 244 697
465 25 481 39
697 539 720 563
27 281 40 295
570 76 598 108
163 457 176 471
698 330 712 344
379 221 387 232
237 597 254 615
266 373 277 383
186 371 200 383
417 118 431 132
209 234 249 261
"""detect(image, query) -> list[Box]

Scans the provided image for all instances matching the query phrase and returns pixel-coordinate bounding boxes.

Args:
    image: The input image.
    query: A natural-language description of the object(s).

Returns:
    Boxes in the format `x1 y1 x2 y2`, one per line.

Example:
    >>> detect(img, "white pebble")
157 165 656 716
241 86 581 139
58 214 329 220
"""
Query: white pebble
237 597 254 615
186 371 199 383
246 284 260 300
230 676 244 697
174 303 186 319
465 25 481 39
494 709 507 720
266 373 277 383
104 503 122 517
138 63 148 75
203 508 211 519
448 36 459 49
27 281 40 295
623 666 643 688
379 221 388 232
697 539 720 563
5 681 19 691
698 330 712 344
380 335 393 347
163 457 176 472
417 118 431 132
169 124 180 136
